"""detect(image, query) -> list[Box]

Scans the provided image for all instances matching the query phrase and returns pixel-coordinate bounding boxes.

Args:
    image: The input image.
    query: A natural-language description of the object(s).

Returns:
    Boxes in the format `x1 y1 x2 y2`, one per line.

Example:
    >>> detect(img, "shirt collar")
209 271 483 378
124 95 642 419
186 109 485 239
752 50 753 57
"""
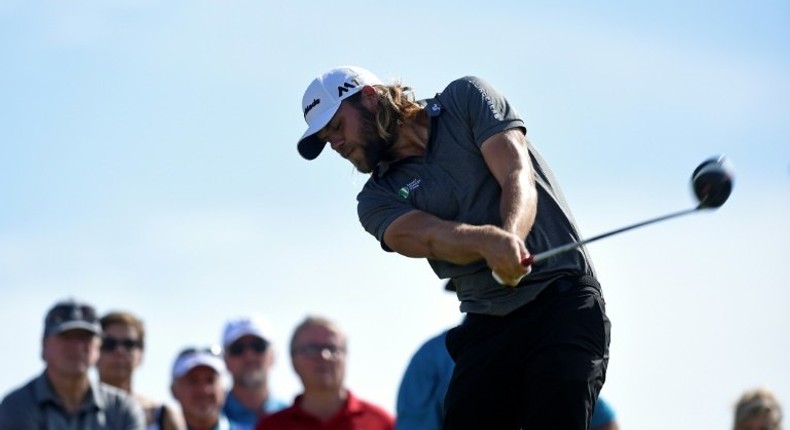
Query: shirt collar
34 371 105 410
291 389 364 417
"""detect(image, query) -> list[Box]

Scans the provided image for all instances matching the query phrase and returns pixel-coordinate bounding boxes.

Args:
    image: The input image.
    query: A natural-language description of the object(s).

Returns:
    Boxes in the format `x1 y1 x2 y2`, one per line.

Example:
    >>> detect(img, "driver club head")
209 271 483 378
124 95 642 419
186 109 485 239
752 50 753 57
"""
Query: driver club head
691 155 734 209
500 154 736 276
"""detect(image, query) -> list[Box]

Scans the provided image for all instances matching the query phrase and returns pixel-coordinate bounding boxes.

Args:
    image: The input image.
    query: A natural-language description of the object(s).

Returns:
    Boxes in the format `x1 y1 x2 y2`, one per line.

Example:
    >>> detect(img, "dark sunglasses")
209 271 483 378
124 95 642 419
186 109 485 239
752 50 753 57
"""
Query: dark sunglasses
101 337 142 352
227 338 268 356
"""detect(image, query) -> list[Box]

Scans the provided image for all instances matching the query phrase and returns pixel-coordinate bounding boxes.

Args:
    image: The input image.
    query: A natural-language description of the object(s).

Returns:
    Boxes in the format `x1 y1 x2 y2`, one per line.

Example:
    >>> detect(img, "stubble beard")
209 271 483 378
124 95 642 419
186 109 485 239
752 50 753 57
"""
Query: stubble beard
236 370 266 389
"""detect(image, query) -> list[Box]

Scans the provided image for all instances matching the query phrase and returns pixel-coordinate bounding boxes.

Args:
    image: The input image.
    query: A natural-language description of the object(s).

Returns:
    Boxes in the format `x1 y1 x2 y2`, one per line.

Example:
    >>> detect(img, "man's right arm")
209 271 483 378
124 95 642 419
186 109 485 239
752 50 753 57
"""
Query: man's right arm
382 210 524 273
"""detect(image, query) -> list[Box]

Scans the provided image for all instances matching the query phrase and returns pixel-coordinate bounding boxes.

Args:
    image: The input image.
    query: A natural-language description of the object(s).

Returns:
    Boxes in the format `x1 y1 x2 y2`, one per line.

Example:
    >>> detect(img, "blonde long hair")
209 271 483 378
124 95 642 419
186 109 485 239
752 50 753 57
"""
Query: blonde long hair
347 82 424 143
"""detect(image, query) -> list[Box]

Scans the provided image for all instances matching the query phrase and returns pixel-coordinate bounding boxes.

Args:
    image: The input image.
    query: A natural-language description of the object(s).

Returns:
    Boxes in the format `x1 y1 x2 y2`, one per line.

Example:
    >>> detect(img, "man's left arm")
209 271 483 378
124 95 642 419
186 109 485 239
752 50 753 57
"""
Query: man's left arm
480 127 537 281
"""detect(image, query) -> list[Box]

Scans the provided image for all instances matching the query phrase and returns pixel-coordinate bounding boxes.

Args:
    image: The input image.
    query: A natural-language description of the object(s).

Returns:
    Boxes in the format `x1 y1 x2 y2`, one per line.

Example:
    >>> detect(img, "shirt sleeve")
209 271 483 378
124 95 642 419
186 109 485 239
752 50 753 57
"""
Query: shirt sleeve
0 386 39 428
357 174 417 251
440 76 525 149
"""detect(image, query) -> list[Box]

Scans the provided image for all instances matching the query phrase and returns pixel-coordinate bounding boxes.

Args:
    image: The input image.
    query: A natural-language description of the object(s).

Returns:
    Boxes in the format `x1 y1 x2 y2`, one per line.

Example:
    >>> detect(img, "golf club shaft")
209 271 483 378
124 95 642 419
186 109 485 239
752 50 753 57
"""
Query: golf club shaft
525 206 702 265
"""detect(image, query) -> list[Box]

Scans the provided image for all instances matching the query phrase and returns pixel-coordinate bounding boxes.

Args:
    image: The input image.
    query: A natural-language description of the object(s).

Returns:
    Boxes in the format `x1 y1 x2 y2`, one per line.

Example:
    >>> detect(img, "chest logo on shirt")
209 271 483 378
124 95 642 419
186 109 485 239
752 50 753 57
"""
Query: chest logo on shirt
398 178 421 199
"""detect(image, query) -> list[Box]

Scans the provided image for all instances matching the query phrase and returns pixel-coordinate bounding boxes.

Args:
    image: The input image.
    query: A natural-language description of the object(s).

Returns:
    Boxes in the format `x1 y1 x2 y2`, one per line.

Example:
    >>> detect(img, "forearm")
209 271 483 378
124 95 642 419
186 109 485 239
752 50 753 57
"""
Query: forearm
383 211 515 265
499 167 537 239
481 129 537 239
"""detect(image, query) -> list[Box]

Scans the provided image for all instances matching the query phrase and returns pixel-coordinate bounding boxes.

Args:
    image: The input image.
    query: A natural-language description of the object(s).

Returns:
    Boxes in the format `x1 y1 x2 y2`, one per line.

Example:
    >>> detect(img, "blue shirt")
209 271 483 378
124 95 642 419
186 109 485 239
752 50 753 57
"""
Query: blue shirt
590 396 617 429
186 414 246 430
395 331 454 430
223 391 288 429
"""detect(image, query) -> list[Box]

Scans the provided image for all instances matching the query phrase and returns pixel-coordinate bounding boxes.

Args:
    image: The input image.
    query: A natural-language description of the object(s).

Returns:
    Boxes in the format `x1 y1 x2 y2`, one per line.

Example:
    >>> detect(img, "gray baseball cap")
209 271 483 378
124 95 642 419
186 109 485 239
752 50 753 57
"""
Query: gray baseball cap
43 299 101 337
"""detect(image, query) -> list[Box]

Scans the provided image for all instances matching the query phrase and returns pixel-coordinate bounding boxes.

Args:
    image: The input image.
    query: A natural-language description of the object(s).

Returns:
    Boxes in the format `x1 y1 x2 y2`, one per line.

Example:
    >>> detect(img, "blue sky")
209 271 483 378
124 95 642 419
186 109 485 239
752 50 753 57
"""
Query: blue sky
1 1 788 429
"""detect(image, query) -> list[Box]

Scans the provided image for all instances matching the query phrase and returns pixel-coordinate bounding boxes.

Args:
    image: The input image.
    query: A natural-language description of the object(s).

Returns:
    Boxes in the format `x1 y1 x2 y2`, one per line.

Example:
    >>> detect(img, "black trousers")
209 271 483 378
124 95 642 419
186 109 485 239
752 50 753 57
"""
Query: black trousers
442 276 611 430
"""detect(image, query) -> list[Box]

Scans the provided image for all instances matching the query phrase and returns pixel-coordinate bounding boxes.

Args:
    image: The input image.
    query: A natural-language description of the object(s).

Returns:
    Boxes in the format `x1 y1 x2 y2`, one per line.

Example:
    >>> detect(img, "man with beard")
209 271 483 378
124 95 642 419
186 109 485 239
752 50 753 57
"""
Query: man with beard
294 66 610 430
255 316 393 430
221 316 287 429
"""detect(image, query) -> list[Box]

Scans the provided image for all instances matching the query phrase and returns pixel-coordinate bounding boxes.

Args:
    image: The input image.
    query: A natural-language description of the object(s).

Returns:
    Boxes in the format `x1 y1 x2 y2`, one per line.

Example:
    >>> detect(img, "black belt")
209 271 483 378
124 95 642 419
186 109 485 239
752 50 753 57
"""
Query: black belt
538 274 600 298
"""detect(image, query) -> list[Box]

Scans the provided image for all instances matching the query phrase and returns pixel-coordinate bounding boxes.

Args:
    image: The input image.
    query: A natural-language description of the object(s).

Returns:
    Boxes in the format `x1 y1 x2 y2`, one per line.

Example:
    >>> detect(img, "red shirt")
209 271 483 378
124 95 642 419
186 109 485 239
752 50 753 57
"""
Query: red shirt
255 390 394 430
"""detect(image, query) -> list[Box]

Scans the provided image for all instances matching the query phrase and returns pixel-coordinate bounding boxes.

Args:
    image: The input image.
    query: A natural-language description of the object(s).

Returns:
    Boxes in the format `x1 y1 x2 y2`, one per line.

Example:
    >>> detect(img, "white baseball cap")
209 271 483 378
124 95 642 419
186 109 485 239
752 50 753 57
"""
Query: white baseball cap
171 346 225 379
297 66 383 160
222 315 275 348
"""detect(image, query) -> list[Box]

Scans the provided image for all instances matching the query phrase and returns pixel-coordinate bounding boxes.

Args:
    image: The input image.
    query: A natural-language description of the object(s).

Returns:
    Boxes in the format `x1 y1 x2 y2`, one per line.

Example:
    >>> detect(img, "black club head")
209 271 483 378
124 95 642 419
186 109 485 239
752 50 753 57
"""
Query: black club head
691 155 734 209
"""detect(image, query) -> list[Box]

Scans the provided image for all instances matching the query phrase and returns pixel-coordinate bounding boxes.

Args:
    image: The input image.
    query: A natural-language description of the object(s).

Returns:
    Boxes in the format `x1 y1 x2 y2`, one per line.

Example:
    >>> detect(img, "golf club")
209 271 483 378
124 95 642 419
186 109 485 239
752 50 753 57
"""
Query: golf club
492 155 735 285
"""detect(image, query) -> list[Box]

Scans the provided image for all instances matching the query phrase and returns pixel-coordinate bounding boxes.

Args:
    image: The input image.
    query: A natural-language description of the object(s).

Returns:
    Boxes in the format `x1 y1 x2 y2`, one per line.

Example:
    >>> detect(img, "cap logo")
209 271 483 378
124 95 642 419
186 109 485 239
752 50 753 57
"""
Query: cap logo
337 81 357 97
303 98 320 118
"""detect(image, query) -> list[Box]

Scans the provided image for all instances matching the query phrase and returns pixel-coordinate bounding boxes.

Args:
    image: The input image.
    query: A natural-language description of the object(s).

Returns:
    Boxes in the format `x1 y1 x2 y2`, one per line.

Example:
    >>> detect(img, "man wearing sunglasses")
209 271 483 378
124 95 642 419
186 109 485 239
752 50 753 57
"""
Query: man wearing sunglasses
98 311 185 430
0 299 146 429
221 316 288 429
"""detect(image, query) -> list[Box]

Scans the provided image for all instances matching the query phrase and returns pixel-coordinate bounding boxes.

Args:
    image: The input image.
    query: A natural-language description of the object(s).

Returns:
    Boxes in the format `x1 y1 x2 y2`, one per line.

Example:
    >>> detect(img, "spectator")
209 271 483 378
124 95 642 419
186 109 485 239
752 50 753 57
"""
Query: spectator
395 329 454 430
0 298 145 429
98 311 185 430
221 316 288 428
255 315 394 430
170 346 244 430
395 281 458 430
590 398 619 430
733 387 783 430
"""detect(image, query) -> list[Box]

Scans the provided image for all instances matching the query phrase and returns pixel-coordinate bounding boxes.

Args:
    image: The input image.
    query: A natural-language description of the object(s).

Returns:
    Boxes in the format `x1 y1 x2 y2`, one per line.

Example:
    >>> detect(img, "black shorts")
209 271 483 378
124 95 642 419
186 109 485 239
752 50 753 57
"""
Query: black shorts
443 276 611 430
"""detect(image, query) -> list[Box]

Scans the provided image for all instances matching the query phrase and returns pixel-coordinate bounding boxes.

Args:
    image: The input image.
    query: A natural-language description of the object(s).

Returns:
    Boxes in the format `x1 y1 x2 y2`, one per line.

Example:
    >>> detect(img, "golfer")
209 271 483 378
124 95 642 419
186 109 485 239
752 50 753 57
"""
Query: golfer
296 66 610 430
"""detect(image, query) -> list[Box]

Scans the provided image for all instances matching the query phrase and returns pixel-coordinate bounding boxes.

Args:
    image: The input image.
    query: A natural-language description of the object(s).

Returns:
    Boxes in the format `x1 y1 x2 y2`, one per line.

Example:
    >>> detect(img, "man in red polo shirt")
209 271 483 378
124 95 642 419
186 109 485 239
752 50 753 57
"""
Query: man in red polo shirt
255 315 393 430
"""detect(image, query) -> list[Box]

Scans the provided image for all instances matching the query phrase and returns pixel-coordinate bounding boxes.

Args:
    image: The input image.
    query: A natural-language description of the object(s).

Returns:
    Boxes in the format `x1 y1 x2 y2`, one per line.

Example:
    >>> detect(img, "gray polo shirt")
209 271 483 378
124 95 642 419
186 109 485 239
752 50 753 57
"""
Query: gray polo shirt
358 76 595 316
0 371 145 429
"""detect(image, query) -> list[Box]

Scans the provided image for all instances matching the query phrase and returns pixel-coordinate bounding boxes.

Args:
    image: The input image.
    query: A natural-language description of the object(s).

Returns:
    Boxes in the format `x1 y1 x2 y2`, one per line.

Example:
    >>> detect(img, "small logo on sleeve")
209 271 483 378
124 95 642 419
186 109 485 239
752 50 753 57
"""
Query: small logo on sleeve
398 178 421 199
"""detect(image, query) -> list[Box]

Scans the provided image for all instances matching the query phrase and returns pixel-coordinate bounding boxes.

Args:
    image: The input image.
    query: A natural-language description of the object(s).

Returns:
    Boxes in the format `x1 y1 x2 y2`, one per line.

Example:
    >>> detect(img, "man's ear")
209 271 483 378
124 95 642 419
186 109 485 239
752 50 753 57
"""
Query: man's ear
265 349 275 368
360 85 378 110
